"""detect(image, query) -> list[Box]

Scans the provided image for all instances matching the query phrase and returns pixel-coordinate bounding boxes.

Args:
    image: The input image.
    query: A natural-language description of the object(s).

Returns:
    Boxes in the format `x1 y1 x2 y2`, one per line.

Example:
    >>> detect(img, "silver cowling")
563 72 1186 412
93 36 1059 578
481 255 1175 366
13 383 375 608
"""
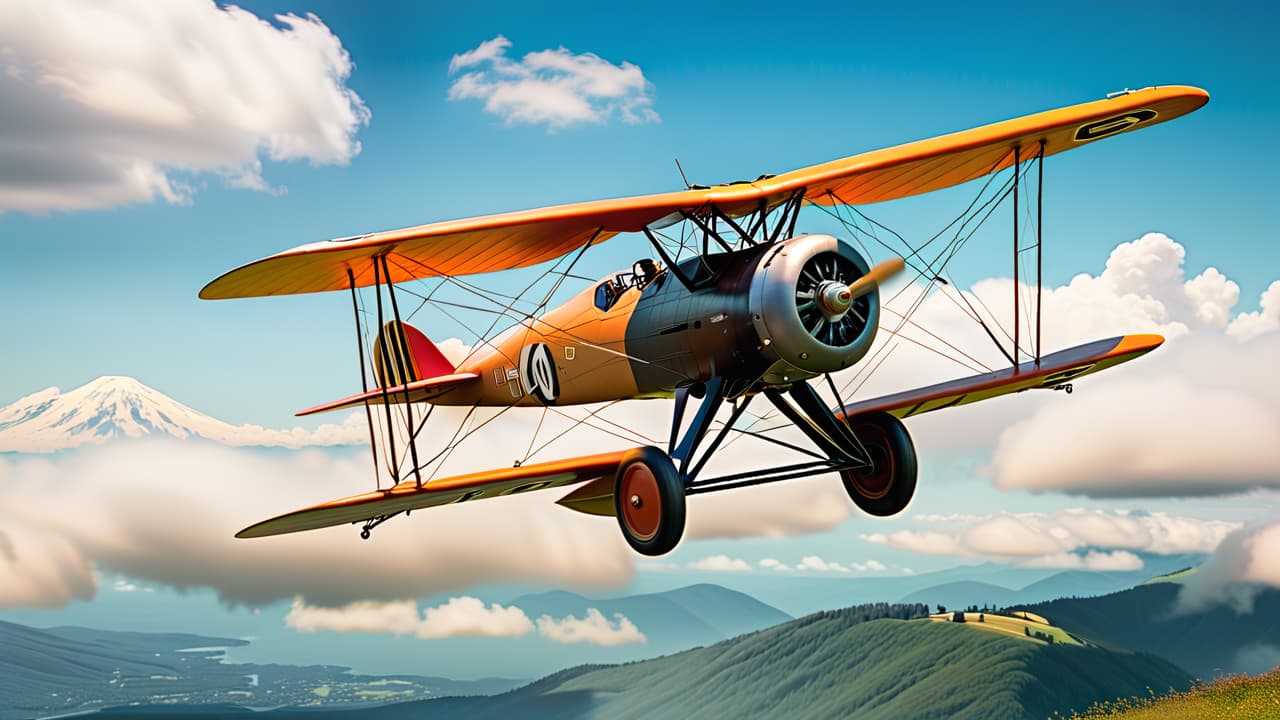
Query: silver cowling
748 234 879 384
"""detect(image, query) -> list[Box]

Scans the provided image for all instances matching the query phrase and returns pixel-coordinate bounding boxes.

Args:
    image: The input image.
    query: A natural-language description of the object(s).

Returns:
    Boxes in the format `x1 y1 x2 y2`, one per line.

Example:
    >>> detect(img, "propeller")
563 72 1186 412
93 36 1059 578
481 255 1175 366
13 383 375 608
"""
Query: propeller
846 257 905 300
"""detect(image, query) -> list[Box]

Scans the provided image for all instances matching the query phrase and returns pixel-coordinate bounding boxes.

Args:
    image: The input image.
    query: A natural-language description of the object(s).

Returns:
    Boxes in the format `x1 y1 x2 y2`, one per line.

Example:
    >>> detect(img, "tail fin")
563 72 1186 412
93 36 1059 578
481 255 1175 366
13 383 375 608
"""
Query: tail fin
373 321 454 388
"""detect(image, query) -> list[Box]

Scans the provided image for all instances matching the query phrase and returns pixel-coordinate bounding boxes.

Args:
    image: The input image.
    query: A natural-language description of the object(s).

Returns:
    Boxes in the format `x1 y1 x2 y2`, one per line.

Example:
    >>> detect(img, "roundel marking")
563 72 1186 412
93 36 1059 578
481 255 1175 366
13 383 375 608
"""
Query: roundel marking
1074 109 1158 142
520 342 560 405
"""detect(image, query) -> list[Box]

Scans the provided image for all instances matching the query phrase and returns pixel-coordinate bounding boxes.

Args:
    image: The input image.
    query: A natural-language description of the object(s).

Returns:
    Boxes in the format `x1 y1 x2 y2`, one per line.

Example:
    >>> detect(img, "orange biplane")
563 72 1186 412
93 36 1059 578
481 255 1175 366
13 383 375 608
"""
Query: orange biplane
203 85 1208 556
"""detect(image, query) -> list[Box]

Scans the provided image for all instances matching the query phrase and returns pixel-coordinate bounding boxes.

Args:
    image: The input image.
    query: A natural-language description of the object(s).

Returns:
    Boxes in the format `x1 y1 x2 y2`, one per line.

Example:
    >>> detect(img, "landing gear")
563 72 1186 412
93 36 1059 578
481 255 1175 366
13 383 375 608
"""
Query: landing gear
614 446 685 556
839 411 917 517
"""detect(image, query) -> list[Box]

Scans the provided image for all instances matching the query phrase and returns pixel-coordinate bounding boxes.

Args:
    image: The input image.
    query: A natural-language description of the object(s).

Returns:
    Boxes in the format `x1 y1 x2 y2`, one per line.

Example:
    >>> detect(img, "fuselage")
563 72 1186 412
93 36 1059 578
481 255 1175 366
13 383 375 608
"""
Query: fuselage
430 234 881 408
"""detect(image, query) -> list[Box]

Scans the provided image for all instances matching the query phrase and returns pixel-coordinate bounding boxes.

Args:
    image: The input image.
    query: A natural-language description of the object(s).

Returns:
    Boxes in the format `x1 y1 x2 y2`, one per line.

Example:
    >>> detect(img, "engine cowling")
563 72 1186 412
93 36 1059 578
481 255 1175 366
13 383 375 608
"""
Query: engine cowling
748 234 880 383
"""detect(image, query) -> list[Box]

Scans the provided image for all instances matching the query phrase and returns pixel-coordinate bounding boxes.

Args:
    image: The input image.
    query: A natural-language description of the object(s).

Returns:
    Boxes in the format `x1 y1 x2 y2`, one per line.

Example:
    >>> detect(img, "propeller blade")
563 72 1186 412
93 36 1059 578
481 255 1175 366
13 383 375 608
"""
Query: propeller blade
846 257 905 300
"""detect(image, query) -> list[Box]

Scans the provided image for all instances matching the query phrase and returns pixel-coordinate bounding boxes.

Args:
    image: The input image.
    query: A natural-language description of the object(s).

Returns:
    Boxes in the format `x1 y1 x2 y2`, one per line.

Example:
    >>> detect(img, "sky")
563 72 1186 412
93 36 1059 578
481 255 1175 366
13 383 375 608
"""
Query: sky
1 0 1278 681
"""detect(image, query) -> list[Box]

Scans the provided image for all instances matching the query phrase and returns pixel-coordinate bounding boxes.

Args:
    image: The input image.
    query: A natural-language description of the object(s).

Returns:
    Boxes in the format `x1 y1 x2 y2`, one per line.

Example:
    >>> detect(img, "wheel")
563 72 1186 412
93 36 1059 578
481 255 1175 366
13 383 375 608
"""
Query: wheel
614 446 685 556
840 411 917 517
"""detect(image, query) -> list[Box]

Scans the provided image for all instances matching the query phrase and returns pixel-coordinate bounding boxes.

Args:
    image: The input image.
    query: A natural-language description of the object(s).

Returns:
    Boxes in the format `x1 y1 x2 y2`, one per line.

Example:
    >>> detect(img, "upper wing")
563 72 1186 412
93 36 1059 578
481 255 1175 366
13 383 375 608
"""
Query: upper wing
201 86 1207 299
837 334 1163 421
235 450 627 538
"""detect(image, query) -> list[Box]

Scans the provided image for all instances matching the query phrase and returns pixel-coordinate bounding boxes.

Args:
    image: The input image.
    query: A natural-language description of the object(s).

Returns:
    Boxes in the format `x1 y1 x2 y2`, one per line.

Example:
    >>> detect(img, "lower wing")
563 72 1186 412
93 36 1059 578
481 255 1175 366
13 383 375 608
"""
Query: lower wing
236 450 627 538
838 334 1162 420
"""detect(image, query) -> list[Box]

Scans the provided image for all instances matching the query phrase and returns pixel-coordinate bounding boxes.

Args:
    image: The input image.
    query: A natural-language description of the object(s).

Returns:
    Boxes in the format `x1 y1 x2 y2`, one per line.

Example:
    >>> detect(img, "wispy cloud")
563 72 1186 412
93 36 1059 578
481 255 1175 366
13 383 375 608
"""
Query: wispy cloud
448 35 658 130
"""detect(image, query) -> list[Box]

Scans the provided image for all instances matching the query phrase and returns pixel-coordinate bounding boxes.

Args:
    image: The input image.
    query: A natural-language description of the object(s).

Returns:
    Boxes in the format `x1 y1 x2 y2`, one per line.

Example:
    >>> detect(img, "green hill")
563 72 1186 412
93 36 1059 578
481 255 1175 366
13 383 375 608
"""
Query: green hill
1017 582 1280 678
92 604 1191 720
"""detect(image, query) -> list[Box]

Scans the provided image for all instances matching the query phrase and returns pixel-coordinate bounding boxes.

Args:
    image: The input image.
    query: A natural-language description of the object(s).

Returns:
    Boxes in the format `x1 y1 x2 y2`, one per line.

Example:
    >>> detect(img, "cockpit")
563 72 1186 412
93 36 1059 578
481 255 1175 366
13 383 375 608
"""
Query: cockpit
594 258 661 311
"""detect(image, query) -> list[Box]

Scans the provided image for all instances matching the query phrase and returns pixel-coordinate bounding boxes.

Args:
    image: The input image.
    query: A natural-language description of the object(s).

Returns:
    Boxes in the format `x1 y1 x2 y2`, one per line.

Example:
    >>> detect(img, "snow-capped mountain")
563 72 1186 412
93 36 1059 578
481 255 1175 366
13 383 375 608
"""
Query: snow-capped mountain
0 376 363 453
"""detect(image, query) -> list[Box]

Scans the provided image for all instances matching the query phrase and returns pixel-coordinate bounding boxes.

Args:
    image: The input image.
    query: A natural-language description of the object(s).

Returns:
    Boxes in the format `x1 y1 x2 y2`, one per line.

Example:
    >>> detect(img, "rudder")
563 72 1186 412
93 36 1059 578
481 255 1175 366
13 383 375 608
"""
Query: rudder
373 321 454 388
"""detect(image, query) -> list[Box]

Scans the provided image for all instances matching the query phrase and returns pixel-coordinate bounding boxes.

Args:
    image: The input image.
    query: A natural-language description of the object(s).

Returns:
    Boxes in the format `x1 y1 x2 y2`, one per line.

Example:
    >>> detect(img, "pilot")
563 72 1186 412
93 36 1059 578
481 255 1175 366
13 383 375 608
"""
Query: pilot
633 258 659 288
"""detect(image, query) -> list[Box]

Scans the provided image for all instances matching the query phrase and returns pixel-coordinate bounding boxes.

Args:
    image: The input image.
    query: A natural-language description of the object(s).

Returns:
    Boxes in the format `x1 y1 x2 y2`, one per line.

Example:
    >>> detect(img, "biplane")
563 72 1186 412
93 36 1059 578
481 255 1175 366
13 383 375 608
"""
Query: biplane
202 85 1208 556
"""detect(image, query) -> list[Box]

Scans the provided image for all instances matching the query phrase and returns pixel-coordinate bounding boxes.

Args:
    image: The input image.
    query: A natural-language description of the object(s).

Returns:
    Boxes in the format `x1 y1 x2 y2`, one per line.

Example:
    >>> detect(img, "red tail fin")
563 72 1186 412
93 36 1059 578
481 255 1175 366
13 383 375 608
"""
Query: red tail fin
373 321 454 388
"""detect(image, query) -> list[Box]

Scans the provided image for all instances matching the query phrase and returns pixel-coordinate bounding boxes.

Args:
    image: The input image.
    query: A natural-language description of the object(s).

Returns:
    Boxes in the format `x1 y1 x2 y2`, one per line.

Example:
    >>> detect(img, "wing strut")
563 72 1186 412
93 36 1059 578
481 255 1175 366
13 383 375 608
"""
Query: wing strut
348 268 382 491
381 255 424 489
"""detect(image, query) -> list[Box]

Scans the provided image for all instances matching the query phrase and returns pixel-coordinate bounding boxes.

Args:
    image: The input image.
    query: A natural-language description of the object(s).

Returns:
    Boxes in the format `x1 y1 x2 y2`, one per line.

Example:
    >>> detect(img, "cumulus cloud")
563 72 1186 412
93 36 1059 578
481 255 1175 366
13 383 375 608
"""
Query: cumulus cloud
0 440 635 610
862 509 1237 569
536 609 646 646
285 596 644 646
797 555 850 573
688 554 751 572
448 35 658 130
989 332 1280 497
286 596 535 639
854 231 1280 498
1227 281 1280 340
0 0 369 213
759 558 788 571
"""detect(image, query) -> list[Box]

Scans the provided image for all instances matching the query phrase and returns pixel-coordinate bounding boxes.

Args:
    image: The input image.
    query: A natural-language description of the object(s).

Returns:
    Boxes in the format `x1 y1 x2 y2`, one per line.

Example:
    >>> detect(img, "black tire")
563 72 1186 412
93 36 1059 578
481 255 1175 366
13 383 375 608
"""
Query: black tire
614 446 685 556
840 411 917 517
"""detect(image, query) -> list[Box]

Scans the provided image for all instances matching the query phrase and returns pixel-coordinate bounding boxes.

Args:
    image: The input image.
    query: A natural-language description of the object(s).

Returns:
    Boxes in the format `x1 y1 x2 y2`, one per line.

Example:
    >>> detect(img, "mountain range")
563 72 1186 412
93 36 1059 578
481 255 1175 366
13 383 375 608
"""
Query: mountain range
76 603 1193 720
0 375 361 452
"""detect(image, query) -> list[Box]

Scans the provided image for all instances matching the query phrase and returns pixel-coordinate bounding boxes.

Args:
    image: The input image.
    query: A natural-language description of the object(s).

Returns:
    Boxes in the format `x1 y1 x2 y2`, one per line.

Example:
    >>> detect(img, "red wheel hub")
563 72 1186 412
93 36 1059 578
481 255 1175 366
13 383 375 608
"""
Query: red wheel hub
620 462 662 541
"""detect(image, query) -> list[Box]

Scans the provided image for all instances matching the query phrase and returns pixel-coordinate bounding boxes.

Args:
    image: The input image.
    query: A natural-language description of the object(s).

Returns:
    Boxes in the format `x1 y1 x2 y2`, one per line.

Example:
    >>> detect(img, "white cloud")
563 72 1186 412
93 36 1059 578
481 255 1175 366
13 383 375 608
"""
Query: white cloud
0 0 369 213
862 509 1237 568
286 596 535 639
285 596 644 646
447 35 658 130
855 231 1280 499
861 530 967 557
0 440 635 609
536 609 646 646
759 558 789 571
797 555 850 573
1227 281 1280 340
1177 514 1280 615
865 559 887 572
1020 550 1144 571
688 554 750 572
989 334 1280 497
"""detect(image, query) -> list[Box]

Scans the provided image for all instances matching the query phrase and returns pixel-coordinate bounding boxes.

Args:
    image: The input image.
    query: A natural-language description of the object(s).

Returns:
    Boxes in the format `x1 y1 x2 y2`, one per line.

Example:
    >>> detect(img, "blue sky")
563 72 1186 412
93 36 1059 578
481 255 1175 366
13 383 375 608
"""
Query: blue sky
1 0 1274 424
1 0 1278 679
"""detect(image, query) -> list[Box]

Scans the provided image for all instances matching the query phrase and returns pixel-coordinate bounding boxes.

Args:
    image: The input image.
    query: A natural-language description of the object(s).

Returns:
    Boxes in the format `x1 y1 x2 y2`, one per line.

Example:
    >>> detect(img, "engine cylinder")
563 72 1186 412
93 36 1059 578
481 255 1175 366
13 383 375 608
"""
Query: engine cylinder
748 234 880 383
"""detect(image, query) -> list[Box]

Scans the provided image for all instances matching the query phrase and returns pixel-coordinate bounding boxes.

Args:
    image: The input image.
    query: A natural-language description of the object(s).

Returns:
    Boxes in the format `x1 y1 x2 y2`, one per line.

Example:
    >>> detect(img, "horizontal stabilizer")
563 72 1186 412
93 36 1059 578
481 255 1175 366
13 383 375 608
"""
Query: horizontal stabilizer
296 372 479 416
236 450 628 539
838 334 1162 421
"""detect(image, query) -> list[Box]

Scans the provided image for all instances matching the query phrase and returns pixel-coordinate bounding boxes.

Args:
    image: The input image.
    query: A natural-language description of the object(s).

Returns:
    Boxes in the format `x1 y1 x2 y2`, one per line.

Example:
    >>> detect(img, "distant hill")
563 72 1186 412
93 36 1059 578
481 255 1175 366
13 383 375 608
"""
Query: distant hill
509 583 791 653
898 558 1203 611
0 620 520 720
1017 582 1280 678
93 603 1191 720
